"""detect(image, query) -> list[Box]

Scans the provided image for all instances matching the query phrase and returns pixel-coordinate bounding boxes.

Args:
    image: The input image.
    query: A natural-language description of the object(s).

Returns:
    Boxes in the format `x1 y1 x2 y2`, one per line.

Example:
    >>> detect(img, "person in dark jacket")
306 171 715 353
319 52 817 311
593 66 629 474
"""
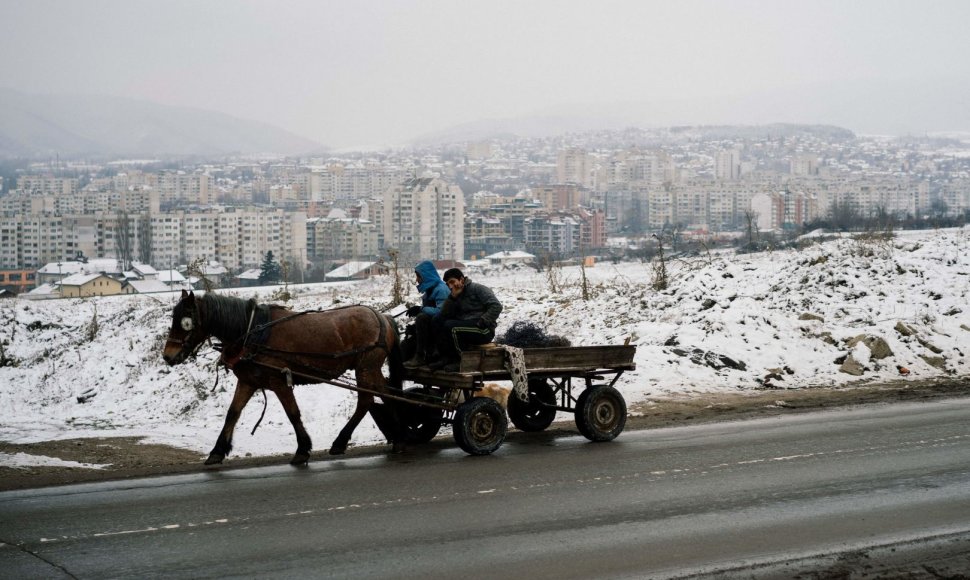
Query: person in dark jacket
428 267 503 372
403 260 450 368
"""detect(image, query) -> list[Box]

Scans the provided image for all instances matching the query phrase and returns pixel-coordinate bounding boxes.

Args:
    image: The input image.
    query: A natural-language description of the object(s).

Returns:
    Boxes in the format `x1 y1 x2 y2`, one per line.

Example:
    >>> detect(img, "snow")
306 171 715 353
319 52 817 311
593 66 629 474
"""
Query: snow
327 261 379 278
0 452 108 470
2 228 970 468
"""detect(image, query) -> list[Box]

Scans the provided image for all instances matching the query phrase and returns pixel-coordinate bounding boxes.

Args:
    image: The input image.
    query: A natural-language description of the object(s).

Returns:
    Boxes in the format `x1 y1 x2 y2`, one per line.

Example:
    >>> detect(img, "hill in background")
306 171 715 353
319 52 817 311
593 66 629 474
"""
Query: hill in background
0 88 325 159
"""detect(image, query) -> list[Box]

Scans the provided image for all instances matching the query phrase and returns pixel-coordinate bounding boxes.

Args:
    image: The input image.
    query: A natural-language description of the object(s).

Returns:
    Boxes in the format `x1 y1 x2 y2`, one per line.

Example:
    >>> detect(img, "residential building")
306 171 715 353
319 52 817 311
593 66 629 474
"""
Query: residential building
463 214 516 260
306 213 379 265
59 273 123 298
557 148 591 186
16 176 79 196
523 213 583 256
532 184 586 211
0 269 36 293
715 149 742 180
382 177 464 263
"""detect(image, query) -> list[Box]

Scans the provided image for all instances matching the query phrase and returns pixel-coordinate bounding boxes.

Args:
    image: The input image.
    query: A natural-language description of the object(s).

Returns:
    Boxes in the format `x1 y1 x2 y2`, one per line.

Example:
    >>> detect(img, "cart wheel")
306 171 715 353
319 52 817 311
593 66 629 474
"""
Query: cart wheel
575 385 627 442
453 397 507 455
507 378 557 432
400 387 443 443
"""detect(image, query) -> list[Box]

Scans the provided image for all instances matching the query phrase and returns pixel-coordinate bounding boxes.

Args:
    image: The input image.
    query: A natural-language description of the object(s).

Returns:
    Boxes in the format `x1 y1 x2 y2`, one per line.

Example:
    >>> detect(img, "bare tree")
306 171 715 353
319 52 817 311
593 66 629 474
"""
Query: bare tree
743 210 758 247
541 251 564 294
668 223 685 253
186 256 214 292
579 255 591 301
386 248 405 307
651 232 669 291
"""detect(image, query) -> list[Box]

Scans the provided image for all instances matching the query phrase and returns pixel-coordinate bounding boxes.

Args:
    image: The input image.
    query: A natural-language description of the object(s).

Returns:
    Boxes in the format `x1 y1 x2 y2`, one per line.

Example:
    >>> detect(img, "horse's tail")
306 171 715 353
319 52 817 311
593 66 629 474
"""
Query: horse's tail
385 314 405 392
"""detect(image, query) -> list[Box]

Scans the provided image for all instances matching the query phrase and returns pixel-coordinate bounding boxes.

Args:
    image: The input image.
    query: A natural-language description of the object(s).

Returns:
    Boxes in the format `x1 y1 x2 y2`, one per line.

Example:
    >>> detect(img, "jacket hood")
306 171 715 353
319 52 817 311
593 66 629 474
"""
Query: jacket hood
415 260 444 292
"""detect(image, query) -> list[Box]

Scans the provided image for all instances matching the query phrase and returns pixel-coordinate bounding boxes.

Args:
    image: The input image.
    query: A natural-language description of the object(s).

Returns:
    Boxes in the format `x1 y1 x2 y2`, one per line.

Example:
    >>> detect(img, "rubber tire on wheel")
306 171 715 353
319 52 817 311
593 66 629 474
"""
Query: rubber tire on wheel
575 385 627 442
400 387 443 443
507 378 557 432
453 397 507 455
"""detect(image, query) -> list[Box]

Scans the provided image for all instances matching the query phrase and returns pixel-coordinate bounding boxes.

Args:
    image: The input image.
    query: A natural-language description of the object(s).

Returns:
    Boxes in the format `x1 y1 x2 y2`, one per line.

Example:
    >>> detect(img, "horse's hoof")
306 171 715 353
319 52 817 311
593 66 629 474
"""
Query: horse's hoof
391 442 406 454
204 454 224 465
328 446 346 456
290 453 310 465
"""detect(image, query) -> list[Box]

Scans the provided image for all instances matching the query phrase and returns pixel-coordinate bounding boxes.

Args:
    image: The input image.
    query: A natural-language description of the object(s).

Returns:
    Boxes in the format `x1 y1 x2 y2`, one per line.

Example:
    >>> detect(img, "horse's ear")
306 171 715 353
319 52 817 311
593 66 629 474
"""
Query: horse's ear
181 289 188 299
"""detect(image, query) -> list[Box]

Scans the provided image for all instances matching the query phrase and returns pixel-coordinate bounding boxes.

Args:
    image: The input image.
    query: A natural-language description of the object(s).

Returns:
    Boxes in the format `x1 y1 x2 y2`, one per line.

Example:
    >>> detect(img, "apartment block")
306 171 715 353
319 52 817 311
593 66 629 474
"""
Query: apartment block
0 208 306 273
306 216 379 264
309 163 408 202
523 213 582 256
750 191 820 231
715 149 742 180
531 184 586 211
16 176 79 196
791 155 819 176
146 172 212 206
556 147 591 186
382 177 464 263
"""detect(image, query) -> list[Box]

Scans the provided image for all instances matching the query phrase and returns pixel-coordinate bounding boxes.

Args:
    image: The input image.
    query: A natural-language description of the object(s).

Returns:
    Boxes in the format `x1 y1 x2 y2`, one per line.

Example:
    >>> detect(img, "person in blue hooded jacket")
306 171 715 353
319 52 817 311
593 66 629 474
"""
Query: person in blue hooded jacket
403 260 450 368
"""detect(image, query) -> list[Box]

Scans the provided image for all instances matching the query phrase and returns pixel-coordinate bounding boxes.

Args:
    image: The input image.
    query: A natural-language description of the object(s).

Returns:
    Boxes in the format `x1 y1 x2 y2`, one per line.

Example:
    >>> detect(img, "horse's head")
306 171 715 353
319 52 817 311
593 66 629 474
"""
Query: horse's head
162 290 208 365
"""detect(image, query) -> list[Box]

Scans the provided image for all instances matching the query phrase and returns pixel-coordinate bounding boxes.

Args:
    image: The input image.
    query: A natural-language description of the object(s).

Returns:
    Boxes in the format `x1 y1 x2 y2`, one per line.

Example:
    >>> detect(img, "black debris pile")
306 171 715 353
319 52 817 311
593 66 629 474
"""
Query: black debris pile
670 347 747 371
497 320 571 348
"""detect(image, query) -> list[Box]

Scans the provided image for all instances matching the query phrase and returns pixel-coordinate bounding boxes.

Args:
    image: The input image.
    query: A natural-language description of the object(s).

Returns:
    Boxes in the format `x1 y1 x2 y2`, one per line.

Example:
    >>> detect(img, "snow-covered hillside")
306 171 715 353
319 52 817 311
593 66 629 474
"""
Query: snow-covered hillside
2 228 969 465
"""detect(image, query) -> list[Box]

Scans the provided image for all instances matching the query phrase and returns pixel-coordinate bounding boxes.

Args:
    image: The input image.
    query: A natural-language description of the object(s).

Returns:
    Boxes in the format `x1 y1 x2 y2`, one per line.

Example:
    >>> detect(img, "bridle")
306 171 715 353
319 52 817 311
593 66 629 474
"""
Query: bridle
166 298 208 361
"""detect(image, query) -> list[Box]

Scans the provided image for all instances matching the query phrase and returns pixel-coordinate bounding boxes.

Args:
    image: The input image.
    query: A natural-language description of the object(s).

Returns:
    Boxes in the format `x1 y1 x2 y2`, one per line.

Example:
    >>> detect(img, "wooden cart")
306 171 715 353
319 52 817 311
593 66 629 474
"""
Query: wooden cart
397 344 637 456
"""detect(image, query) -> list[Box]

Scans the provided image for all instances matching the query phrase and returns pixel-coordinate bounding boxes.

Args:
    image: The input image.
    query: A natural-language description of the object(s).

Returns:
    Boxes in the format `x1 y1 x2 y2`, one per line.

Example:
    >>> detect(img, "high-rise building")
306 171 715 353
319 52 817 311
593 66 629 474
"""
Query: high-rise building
531 184 585 211
715 149 742 180
146 172 212 206
307 214 379 265
382 177 464 263
791 155 819 176
16 176 79 196
557 148 590 186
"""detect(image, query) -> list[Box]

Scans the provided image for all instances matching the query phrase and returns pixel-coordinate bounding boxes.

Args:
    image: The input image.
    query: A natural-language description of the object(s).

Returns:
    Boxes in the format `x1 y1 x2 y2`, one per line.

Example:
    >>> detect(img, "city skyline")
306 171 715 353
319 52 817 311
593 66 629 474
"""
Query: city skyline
2 0 970 151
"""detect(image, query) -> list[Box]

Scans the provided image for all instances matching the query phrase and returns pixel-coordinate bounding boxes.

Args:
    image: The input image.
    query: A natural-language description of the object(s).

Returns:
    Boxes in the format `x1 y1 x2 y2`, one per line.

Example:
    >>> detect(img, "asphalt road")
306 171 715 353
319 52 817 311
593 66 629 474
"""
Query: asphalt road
3 398 970 579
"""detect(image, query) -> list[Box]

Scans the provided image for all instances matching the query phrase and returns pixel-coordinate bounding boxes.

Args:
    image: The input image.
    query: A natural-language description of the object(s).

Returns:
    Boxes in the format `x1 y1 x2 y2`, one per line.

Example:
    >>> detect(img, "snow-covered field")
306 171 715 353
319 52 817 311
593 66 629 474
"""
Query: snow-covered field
2 228 970 468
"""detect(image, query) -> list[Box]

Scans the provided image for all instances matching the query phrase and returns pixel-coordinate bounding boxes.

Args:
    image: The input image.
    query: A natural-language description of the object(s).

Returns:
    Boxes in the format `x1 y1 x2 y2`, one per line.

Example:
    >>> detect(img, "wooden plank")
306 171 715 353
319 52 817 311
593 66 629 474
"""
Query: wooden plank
404 345 636 389
405 368 477 389
459 345 636 374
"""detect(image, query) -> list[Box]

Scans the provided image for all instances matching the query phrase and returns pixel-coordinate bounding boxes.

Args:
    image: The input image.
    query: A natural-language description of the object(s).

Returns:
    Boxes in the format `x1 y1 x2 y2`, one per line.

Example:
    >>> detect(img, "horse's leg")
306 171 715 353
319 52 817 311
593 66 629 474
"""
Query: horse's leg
206 381 256 465
329 392 373 455
271 386 313 465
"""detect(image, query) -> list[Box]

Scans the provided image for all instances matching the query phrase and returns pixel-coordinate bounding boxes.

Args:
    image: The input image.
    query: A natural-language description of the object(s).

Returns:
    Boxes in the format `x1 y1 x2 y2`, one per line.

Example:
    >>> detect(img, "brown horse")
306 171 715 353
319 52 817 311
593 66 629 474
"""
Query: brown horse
162 291 404 465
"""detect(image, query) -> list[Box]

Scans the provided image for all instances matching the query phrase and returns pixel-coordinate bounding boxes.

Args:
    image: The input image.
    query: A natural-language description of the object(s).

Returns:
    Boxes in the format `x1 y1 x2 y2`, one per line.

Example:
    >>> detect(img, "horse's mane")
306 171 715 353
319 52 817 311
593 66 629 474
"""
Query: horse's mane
200 294 274 343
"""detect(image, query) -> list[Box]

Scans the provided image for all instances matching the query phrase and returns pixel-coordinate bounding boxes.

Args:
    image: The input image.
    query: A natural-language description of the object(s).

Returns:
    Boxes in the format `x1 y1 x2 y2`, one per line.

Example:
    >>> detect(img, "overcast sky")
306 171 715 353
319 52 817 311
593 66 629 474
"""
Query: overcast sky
2 0 969 149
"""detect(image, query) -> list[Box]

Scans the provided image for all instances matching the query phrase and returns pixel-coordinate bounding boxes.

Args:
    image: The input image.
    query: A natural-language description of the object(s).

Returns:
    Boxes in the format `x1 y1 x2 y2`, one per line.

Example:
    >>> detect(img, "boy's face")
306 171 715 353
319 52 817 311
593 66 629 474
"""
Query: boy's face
446 276 465 296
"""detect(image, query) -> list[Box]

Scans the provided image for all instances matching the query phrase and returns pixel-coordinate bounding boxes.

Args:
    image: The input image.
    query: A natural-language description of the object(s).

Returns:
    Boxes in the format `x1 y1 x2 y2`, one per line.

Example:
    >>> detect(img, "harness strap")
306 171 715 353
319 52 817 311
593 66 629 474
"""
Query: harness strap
250 389 269 436
217 304 394 377
241 299 258 349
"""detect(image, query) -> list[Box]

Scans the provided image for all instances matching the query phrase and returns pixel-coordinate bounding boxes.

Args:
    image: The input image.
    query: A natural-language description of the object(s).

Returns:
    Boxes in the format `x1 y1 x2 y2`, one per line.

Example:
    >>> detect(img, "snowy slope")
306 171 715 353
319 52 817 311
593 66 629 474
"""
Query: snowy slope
2 228 969 465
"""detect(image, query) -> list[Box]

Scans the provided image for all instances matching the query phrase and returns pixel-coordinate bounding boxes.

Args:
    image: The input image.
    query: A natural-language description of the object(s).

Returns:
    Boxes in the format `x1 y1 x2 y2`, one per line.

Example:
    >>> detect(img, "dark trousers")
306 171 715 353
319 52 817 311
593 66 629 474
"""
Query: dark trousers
434 319 494 361
411 312 434 358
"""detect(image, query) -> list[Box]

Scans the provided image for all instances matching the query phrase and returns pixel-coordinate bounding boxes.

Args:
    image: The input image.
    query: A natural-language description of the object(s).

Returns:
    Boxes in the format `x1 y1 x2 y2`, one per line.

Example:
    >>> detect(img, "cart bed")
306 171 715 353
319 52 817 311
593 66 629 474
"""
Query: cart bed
405 344 636 388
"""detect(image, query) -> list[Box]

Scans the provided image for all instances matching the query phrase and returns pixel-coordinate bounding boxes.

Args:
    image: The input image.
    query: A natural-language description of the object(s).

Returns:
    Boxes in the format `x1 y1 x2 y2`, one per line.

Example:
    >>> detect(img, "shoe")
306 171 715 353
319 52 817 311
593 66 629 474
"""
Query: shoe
403 354 426 369
426 358 449 371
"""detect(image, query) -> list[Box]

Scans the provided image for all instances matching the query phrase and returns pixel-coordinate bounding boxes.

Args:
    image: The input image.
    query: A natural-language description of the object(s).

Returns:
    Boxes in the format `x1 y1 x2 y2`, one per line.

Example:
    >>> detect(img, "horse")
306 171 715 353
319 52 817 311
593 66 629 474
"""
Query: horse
162 290 405 465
